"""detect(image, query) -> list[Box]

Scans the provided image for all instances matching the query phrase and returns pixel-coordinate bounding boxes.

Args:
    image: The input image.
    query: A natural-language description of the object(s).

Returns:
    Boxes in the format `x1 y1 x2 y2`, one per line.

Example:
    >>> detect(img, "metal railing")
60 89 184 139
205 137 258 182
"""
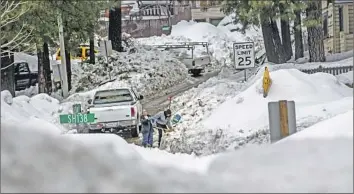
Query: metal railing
300 65 353 76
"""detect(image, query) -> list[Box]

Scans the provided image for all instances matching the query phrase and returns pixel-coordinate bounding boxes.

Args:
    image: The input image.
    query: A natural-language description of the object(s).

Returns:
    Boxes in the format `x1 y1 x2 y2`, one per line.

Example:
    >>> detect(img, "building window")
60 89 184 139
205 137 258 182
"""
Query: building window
191 0 197 8
323 13 328 38
210 18 223 26
339 6 343 32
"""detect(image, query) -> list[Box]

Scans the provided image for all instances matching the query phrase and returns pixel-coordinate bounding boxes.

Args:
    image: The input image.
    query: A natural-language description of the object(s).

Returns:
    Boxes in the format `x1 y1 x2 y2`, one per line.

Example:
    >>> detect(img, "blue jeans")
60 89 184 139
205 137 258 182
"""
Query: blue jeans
142 130 153 147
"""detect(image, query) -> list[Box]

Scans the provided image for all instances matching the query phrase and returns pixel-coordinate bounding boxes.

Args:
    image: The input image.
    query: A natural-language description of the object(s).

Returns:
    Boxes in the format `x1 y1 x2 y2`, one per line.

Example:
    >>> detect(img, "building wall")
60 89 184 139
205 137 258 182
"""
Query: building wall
189 1 225 26
122 6 192 38
323 2 353 54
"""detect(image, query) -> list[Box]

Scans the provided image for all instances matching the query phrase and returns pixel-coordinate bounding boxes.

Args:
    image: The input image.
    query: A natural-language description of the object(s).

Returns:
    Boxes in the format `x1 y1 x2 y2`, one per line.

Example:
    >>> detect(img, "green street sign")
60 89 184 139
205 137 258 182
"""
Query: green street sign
73 104 81 114
59 113 95 124
162 26 170 31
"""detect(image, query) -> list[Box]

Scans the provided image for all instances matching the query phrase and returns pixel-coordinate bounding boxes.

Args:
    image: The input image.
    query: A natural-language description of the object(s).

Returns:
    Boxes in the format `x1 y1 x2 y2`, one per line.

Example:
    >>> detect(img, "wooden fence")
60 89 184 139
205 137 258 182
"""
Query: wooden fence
300 65 353 76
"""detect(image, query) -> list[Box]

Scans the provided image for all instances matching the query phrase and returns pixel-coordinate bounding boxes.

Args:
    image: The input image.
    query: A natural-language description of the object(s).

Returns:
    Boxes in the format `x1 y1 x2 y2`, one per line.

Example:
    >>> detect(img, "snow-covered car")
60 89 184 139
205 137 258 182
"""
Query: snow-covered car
87 88 143 137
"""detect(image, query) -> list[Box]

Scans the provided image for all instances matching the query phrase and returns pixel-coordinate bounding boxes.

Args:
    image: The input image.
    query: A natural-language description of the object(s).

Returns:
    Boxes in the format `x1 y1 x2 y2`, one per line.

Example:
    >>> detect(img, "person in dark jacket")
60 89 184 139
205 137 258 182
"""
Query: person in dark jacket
141 109 153 147
151 109 172 148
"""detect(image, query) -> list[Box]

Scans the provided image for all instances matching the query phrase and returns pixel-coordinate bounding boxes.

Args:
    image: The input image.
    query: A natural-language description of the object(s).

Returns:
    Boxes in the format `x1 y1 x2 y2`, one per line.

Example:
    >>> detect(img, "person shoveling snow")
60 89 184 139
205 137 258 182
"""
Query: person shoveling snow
140 109 154 148
151 109 173 148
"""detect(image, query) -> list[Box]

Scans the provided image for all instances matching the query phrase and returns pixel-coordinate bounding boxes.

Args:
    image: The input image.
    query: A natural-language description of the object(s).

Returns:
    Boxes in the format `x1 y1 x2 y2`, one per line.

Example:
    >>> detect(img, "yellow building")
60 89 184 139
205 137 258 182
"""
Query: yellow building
322 0 353 54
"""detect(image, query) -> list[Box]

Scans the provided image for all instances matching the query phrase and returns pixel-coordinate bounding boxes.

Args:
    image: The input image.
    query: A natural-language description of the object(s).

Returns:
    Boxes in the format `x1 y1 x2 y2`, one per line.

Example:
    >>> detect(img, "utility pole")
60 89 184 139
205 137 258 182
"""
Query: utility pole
57 11 69 98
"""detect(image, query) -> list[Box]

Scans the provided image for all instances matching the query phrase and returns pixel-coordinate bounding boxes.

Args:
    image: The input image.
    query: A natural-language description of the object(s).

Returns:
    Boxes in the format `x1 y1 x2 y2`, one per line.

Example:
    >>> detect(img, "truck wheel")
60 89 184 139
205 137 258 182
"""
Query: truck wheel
131 126 139 138
192 69 202 77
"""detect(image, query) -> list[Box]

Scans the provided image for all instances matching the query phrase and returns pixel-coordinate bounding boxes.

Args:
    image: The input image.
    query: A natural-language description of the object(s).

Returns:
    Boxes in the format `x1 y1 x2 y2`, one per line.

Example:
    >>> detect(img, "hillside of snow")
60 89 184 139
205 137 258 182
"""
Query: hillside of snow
162 58 353 155
67 44 188 103
2 109 352 192
137 19 263 68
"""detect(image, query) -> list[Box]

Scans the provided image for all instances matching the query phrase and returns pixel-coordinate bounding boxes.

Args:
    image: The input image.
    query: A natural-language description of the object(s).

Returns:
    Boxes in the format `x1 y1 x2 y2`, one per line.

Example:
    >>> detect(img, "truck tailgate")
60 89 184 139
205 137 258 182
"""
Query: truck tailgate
89 105 133 123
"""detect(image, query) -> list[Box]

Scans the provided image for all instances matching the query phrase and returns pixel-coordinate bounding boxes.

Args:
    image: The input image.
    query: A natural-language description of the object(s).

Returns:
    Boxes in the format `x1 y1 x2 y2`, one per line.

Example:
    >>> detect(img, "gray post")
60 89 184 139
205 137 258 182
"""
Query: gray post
268 100 297 143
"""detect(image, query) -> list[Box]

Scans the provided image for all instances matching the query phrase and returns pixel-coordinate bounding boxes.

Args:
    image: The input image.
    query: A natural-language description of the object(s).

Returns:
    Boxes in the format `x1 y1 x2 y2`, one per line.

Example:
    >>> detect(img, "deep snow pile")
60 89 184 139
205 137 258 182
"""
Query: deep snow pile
67 44 188 103
137 18 263 68
336 70 353 87
1 112 352 193
277 110 353 142
162 62 353 155
1 91 66 134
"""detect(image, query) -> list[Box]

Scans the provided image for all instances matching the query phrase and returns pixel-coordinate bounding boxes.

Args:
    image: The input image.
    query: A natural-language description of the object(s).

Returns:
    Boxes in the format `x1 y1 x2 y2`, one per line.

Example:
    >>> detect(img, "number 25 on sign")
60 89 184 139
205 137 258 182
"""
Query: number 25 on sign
233 42 255 70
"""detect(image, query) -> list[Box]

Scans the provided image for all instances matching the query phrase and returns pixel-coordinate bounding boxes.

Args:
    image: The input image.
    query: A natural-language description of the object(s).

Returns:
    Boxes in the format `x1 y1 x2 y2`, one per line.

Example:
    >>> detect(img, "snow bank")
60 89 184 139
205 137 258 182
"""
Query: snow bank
15 84 38 97
2 117 352 192
204 68 352 134
292 50 354 64
0 122 217 193
162 63 353 155
137 18 263 68
1 91 66 134
64 134 142 160
67 46 188 103
133 146 216 174
272 57 354 70
336 71 353 87
279 110 353 141
208 137 353 193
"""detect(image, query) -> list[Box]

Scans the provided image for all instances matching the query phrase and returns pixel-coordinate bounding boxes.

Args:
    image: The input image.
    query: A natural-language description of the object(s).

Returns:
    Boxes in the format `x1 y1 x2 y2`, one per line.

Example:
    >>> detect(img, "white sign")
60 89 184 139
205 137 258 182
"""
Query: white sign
233 42 255 69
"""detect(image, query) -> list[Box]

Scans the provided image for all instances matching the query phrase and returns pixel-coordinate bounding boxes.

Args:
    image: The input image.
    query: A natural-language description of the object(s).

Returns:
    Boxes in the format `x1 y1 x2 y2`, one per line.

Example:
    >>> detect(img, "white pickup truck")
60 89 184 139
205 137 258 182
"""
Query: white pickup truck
87 88 143 137
182 55 211 76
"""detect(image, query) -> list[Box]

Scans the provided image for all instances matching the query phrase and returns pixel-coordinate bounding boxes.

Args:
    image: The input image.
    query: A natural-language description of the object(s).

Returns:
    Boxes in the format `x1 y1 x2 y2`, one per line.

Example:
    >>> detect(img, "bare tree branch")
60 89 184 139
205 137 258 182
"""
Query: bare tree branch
0 1 32 53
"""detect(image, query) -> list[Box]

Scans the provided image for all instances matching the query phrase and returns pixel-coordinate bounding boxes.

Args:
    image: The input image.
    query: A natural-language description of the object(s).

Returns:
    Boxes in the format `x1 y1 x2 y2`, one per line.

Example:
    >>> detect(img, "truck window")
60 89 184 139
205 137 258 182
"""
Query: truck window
93 89 133 104
16 62 29 74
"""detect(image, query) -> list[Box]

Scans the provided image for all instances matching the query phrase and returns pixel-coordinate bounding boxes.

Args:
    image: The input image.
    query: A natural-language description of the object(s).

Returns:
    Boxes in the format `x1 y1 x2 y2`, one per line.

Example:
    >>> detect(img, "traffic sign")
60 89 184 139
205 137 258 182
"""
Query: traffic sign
233 42 255 69
59 113 95 124
162 25 170 31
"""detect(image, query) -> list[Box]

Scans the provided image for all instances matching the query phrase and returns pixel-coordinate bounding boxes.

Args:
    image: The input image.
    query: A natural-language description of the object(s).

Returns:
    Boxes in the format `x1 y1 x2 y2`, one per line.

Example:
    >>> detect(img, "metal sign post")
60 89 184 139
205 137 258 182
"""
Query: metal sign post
268 100 297 143
99 40 113 80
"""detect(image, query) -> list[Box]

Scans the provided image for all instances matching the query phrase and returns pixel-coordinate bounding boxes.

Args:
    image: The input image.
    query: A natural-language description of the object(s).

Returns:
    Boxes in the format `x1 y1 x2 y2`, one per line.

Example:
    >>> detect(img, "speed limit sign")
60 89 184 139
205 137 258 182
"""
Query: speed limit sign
233 42 255 70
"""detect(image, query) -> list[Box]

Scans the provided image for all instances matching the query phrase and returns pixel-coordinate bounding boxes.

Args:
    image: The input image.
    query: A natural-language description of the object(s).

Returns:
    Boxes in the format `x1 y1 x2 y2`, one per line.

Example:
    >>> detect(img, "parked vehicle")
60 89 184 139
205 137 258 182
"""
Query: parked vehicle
55 45 98 61
87 88 144 137
181 42 211 76
146 42 212 77
183 55 210 76
14 61 38 91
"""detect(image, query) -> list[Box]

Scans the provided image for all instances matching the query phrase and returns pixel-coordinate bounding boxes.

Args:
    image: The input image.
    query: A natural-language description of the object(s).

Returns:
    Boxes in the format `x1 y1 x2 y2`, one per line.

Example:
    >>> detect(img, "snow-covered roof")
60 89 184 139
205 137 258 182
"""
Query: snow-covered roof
334 0 353 4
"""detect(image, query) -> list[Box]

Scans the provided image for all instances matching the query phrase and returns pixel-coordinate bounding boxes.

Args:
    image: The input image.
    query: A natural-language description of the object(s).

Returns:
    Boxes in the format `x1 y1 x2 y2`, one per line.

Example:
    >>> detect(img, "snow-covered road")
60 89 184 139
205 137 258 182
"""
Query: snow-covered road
142 71 220 114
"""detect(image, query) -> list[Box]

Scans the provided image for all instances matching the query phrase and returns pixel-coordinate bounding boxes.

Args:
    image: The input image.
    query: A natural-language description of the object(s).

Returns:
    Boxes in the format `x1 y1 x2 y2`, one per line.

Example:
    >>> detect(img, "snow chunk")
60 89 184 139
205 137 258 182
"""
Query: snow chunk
279 110 353 141
1 90 13 105
336 71 353 87
65 134 142 160
1 91 65 133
